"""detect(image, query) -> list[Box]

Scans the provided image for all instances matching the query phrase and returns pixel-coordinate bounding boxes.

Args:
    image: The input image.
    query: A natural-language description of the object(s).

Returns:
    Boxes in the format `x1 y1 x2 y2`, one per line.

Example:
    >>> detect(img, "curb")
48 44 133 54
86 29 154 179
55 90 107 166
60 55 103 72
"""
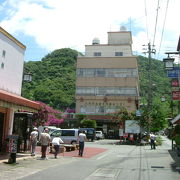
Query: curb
0 154 36 164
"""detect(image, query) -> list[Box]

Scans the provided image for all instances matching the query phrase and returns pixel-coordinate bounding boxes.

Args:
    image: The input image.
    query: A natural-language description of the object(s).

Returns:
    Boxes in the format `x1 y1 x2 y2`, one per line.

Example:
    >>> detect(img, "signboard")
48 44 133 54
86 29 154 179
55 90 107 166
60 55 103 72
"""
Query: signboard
172 91 180 100
125 120 140 133
123 133 128 138
171 78 179 87
129 134 134 141
167 67 180 78
103 124 107 133
8 135 18 153
119 129 124 136
136 110 142 116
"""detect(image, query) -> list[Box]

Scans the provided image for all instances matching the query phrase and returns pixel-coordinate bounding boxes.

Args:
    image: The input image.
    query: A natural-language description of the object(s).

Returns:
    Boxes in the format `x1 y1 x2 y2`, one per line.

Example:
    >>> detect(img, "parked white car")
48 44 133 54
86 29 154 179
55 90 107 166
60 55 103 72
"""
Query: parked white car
50 129 79 144
95 131 104 140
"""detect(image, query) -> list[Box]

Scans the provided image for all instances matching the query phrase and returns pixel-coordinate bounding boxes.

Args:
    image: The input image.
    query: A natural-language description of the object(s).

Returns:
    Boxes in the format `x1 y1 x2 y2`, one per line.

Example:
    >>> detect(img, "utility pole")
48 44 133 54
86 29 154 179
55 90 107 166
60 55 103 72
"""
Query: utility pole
143 43 156 134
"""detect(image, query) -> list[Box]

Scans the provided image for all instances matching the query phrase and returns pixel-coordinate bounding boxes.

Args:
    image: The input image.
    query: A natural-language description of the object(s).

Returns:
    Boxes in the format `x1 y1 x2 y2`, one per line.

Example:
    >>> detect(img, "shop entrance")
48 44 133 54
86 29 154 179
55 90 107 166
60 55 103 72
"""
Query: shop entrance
0 112 4 151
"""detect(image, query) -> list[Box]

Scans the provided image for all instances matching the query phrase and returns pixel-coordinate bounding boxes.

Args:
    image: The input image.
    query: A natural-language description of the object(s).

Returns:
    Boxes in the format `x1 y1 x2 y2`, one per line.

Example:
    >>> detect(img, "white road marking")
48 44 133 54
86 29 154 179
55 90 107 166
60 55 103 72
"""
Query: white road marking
97 153 108 160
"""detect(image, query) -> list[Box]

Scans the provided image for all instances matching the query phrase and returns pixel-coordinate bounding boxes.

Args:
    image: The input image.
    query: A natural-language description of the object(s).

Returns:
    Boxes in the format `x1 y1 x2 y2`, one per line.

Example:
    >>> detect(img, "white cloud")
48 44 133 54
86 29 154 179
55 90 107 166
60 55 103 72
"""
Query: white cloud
0 0 179 60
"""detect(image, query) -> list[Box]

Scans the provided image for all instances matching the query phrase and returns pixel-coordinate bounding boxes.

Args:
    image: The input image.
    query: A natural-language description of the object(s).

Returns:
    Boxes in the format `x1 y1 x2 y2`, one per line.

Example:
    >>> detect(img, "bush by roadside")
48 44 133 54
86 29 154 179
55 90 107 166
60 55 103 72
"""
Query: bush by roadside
156 135 163 146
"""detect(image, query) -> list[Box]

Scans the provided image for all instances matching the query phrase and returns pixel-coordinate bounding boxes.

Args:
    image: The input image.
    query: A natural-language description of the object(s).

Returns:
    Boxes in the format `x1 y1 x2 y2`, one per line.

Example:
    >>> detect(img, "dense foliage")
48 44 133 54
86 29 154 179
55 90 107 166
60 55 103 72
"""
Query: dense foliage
80 119 97 128
22 48 78 111
32 102 63 127
137 55 171 103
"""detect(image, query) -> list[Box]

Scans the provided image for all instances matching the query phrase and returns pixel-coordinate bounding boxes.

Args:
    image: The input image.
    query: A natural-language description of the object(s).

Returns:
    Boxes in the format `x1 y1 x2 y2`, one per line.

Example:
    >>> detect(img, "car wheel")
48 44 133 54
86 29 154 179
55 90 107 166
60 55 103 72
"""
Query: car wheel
71 141 77 145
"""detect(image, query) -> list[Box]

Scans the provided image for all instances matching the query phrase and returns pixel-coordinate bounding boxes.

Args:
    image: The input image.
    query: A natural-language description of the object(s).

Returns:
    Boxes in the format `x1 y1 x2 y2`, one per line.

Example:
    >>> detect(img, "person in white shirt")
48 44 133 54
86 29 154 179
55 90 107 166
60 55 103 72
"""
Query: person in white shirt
78 130 87 156
150 132 156 149
30 127 38 156
52 135 64 158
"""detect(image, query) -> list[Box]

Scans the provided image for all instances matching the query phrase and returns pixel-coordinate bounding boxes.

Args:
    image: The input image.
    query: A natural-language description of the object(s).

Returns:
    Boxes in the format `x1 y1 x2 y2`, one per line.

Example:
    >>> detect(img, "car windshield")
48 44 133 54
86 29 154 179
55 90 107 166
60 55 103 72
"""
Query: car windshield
51 130 61 136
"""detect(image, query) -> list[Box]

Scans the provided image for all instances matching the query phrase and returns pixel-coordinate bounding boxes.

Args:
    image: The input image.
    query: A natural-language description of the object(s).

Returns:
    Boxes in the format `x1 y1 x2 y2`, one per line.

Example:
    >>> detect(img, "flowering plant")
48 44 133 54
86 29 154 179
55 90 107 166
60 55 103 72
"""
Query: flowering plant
32 102 64 126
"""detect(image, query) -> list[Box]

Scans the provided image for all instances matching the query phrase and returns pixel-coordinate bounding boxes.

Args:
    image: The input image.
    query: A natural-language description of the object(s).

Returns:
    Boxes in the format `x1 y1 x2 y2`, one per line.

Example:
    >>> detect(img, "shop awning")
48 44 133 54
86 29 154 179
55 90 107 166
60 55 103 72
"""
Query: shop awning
0 90 40 110
171 114 180 124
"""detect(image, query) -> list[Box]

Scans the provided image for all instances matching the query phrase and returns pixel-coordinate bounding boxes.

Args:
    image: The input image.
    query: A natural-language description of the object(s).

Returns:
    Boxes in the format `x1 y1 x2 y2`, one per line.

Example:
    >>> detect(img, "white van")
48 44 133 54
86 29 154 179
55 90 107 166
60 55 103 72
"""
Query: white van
50 129 79 144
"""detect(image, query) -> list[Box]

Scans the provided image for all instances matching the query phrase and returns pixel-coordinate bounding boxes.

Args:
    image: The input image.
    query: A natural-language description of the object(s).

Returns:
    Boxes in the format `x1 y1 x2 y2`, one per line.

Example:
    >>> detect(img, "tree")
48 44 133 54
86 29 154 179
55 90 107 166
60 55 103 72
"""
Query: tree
32 102 64 127
80 119 97 128
136 97 170 133
22 48 78 111
112 107 133 128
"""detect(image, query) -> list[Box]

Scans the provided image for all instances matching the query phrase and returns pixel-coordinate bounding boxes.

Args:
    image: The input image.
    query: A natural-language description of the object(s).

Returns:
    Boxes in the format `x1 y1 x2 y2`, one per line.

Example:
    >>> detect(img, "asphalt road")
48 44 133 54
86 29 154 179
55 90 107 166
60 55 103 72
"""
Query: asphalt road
0 137 180 180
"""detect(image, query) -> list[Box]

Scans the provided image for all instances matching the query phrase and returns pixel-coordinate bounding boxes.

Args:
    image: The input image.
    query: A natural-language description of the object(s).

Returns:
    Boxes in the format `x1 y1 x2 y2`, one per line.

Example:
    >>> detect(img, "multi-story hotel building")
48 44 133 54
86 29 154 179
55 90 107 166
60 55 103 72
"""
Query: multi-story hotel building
76 29 139 136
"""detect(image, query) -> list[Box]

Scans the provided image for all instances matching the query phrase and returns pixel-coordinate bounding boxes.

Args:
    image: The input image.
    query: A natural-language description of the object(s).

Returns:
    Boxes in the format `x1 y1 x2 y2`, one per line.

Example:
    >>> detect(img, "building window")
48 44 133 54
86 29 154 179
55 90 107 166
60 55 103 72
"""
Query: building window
76 86 137 96
1 62 4 69
79 105 119 114
76 68 138 78
94 52 101 56
96 69 105 77
115 52 123 56
2 50 6 57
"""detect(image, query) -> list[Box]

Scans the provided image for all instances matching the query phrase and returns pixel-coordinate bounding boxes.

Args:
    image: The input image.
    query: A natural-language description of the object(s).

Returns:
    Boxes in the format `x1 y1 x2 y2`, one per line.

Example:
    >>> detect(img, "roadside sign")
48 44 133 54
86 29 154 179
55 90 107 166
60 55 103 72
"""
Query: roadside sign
125 120 140 133
123 133 128 138
136 110 141 116
171 78 179 87
167 67 180 78
8 135 18 153
129 134 134 141
119 129 124 137
172 91 180 100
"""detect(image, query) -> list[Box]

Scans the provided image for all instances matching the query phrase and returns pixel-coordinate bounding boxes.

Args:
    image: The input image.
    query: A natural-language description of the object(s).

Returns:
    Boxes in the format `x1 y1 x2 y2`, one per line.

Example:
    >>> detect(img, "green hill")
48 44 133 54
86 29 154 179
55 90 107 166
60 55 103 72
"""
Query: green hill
22 48 78 110
22 48 171 111
137 55 171 103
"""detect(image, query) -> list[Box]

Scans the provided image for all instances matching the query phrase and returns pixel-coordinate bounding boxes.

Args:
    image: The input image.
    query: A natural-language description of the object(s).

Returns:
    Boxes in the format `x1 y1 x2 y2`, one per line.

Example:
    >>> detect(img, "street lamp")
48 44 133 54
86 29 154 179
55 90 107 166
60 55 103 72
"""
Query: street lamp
23 73 32 82
163 57 175 70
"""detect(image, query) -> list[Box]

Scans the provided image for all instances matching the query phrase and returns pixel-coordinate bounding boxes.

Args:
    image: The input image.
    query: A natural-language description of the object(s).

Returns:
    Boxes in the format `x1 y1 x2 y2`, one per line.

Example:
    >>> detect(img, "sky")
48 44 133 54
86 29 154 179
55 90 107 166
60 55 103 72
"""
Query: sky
0 0 179 62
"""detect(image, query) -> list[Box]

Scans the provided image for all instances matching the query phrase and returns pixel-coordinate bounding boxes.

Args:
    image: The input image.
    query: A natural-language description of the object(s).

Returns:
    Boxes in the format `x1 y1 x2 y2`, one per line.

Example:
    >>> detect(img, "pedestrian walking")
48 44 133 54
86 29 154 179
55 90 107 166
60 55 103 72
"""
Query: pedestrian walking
150 132 156 149
30 127 38 156
39 128 51 159
51 135 64 159
78 130 87 157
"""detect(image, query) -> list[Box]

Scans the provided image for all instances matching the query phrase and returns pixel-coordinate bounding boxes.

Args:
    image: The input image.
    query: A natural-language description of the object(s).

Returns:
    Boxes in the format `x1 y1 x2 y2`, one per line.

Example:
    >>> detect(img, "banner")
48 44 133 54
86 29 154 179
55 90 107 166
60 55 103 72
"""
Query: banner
172 91 180 100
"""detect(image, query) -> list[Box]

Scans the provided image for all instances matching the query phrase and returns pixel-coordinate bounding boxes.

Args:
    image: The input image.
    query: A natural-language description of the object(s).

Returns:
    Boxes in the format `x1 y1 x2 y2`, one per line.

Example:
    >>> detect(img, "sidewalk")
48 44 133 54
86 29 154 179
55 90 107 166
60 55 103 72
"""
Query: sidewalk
0 146 108 163
0 152 33 164
161 136 180 169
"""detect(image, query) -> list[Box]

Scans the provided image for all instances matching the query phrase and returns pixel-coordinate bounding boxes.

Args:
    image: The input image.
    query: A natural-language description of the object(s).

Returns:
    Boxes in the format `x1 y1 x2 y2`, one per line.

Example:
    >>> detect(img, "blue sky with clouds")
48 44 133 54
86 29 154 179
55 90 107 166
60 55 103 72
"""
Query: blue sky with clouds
0 0 179 62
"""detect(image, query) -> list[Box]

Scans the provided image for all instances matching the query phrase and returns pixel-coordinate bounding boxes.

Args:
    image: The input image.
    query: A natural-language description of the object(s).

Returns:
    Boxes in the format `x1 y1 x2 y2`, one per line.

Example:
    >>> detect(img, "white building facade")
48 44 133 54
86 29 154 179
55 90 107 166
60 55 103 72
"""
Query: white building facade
0 27 25 95
0 27 40 152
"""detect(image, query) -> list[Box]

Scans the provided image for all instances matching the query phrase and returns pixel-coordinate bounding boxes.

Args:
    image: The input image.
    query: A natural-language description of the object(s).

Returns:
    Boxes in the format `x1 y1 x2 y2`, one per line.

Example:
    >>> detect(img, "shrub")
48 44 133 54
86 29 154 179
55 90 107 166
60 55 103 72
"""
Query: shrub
156 135 162 146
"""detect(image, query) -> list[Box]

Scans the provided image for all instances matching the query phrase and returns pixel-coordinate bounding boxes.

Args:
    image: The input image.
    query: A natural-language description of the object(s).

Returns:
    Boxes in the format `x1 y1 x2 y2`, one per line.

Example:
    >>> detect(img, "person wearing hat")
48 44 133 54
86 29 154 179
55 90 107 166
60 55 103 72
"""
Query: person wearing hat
30 127 38 156
39 128 51 159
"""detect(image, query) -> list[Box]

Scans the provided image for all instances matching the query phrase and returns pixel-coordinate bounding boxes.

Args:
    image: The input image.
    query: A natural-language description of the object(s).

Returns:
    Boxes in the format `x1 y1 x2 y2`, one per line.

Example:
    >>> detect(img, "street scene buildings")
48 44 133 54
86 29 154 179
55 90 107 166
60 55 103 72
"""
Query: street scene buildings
76 29 139 136
0 26 179 180
0 0 180 179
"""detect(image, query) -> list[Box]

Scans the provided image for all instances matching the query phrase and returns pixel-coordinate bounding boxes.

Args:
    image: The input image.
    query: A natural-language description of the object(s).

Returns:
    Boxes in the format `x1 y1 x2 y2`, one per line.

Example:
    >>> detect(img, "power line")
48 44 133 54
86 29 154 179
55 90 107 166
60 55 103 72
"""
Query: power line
157 0 170 59
144 0 149 41
152 0 160 46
